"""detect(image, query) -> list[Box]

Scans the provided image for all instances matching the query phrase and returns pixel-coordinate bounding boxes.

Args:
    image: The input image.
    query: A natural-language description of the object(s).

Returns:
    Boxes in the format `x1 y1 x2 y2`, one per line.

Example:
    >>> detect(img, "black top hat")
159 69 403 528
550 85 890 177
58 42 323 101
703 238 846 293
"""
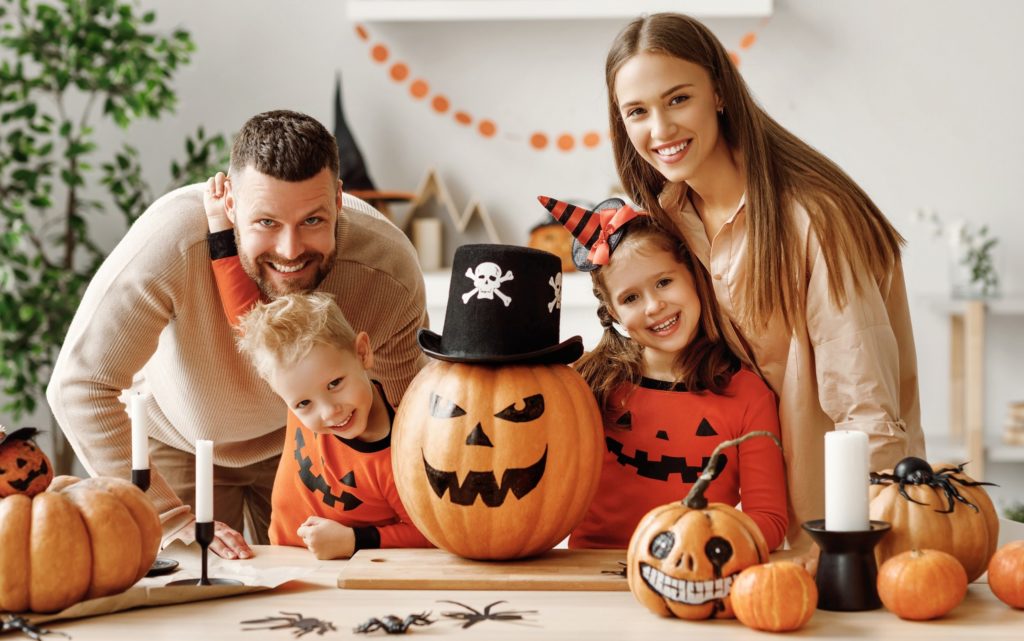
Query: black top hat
417 244 583 364
537 196 646 272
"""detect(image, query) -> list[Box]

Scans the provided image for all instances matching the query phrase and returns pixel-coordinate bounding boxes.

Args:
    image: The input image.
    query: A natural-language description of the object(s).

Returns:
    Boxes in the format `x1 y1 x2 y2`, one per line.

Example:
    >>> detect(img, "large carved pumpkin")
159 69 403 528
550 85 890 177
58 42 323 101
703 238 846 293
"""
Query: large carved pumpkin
0 476 161 613
392 360 602 559
0 427 54 498
626 432 777 620
869 458 998 582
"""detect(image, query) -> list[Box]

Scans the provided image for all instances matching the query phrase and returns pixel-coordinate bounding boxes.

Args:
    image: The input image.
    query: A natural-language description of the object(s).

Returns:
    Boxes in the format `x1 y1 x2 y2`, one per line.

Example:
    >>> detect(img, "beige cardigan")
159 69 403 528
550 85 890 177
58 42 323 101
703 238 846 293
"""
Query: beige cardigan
661 183 926 549
46 184 428 539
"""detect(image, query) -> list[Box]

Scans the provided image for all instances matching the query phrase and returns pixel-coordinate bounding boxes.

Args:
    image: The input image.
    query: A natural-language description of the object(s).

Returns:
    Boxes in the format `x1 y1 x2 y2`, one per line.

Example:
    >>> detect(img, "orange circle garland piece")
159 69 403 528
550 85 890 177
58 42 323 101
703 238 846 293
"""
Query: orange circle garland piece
356 23 764 150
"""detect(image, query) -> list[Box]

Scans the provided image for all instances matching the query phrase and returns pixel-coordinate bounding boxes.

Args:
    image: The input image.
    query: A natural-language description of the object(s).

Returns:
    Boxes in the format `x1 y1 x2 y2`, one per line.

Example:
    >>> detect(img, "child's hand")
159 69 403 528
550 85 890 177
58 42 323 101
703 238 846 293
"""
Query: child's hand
296 516 356 560
204 172 232 233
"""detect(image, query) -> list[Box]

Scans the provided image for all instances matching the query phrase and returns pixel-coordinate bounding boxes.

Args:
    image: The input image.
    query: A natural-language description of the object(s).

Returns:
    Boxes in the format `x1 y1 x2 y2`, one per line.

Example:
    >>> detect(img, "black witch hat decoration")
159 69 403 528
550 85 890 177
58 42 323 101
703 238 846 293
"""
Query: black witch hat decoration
334 72 375 192
417 244 583 364
537 196 645 272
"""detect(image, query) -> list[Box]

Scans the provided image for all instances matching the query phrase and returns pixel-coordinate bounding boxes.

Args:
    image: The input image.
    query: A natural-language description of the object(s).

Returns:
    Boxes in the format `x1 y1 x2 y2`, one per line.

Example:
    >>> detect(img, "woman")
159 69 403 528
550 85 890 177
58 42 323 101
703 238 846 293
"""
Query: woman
605 12 926 553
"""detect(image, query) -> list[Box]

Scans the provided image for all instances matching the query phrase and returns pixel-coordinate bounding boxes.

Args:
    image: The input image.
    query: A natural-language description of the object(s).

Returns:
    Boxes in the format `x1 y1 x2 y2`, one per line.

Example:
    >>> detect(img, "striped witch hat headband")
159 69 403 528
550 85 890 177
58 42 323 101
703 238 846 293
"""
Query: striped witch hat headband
537 196 646 272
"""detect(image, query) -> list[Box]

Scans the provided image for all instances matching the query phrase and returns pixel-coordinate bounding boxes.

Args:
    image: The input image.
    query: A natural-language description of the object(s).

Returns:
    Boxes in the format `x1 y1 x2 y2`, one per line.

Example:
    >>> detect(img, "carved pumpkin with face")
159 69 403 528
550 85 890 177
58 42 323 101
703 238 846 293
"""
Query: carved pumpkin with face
0 428 53 498
392 361 602 559
626 432 777 619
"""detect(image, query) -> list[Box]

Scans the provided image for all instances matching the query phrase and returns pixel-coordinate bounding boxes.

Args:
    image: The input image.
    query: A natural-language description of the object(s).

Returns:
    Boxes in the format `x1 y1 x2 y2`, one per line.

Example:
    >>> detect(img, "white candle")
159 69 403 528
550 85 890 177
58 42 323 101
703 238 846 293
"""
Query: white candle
412 218 442 271
195 440 214 523
130 394 149 470
824 430 870 531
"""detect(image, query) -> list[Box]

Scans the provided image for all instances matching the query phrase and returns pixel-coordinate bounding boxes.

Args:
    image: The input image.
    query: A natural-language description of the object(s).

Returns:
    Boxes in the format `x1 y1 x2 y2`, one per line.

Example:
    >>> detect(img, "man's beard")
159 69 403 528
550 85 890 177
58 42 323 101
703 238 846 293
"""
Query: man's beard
235 231 336 298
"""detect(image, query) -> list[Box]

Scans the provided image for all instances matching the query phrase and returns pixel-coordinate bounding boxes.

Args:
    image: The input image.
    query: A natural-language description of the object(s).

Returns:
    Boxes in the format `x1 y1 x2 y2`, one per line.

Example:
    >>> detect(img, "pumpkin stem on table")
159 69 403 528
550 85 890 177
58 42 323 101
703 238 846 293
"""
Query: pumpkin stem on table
682 430 782 509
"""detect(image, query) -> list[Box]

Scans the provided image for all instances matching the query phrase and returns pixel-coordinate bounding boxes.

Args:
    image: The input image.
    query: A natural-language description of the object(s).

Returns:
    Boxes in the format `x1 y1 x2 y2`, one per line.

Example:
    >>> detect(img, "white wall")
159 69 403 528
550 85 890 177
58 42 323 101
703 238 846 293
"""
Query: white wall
17 1 1024 504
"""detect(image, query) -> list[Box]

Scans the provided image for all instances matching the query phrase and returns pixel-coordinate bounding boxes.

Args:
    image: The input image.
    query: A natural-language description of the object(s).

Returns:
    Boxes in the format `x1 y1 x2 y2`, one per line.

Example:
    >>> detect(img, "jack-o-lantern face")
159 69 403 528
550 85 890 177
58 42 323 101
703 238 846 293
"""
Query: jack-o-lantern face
293 428 362 510
393 361 602 560
627 502 768 619
423 390 548 506
607 416 727 482
0 427 54 498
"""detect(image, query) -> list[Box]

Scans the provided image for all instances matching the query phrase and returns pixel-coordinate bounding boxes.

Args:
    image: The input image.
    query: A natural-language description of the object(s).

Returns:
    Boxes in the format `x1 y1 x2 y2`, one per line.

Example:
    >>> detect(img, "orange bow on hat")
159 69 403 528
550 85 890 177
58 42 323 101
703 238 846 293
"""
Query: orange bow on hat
587 204 642 266
537 195 646 269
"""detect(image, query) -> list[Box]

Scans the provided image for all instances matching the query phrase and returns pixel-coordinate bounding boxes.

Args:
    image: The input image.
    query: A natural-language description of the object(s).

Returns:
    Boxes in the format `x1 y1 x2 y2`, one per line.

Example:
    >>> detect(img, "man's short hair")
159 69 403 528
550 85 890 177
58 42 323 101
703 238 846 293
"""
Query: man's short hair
229 110 340 181
236 292 357 381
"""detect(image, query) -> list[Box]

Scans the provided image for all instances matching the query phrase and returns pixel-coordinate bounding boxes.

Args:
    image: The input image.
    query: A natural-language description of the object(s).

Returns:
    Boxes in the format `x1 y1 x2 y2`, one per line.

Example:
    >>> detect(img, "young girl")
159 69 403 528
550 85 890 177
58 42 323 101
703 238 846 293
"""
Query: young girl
605 13 926 552
539 196 787 551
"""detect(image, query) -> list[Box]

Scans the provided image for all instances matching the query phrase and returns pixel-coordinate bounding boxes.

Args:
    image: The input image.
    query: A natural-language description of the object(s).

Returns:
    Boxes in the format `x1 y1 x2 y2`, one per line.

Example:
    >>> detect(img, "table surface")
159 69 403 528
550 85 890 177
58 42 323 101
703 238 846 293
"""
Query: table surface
24 546 1023 641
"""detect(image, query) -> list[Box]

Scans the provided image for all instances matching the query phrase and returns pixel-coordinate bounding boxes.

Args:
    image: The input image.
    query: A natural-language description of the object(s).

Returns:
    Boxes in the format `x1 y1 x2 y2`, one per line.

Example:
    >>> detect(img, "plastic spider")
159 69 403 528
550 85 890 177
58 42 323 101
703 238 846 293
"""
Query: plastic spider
438 600 538 629
869 457 996 513
240 611 336 637
353 612 433 635
0 615 70 641
601 561 627 578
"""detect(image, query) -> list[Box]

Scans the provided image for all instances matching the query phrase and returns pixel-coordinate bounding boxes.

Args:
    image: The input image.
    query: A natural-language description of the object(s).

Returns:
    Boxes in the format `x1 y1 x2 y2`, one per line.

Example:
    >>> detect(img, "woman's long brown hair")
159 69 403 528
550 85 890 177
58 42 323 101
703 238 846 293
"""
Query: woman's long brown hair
606 13 903 332
575 218 740 414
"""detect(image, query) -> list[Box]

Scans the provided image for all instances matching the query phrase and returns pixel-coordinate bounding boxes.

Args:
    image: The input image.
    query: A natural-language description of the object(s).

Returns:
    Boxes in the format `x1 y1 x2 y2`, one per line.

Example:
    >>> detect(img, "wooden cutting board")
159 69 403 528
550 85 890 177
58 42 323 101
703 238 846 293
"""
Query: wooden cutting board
337 548 630 591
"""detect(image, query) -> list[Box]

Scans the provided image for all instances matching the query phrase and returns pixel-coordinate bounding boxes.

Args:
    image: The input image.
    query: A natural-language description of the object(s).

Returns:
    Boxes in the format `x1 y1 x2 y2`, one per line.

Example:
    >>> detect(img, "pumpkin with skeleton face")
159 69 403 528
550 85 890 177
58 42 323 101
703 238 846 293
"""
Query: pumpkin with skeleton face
626 432 777 619
392 360 602 560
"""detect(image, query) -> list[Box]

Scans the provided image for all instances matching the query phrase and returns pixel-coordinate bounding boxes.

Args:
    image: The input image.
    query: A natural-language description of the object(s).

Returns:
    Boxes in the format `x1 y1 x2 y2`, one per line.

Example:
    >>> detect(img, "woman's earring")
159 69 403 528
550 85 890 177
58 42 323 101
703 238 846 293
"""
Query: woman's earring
716 106 724 115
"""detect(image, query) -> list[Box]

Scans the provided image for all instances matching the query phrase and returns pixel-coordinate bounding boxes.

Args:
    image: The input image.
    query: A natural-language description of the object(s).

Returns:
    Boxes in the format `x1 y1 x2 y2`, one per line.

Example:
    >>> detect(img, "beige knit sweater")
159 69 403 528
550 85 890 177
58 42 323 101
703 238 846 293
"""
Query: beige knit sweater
46 184 428 539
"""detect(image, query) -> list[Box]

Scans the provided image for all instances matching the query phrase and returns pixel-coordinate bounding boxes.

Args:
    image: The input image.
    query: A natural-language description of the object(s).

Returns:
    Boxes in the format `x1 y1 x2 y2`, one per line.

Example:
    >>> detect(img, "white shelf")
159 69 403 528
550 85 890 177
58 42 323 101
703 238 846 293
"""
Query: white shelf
348 0 772 22
925 295 1024 316
926 433 1024 465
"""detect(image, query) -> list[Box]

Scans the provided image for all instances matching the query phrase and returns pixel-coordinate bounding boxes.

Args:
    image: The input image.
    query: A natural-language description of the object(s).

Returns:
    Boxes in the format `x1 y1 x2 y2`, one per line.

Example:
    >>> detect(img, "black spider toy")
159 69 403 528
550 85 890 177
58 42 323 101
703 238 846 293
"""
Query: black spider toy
869 457 996 513
438 601 538 629
353 612 433 635
0 615 70 641
240 612 336 637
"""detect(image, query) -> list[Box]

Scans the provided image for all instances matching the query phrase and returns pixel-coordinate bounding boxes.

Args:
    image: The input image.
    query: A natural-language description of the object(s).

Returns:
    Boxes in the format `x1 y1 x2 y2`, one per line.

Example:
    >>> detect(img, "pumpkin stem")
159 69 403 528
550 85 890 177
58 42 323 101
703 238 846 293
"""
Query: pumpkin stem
682 430 782 509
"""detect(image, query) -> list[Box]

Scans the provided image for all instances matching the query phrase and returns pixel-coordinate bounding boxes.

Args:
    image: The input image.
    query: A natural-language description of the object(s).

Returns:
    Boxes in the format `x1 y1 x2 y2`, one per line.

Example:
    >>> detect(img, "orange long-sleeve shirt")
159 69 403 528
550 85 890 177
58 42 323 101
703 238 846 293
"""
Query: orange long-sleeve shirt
570 369 788 551
211 249 430 550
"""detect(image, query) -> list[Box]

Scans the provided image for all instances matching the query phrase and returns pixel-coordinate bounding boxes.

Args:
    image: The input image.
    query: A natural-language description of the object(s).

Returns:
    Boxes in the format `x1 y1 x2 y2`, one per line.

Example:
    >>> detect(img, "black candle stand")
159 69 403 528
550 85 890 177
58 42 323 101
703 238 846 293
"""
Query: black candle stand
802 519 891 612
132 468 179 577
166 521 242 586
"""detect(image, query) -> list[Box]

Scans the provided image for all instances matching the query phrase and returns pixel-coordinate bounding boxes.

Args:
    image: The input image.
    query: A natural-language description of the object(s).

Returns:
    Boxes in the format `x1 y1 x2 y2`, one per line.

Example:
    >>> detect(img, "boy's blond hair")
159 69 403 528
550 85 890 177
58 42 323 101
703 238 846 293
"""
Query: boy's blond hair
236 292 358 381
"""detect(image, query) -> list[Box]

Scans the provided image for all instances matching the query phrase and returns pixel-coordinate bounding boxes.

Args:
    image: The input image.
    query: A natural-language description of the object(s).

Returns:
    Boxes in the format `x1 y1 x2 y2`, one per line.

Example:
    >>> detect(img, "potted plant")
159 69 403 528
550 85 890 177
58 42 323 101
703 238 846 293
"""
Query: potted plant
0 0 228 470
916 209 1000 299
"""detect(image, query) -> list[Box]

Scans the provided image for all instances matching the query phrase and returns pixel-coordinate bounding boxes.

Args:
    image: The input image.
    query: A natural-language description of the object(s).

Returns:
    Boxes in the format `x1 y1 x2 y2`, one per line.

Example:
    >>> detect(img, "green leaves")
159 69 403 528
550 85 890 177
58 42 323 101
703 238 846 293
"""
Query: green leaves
0 0 224 418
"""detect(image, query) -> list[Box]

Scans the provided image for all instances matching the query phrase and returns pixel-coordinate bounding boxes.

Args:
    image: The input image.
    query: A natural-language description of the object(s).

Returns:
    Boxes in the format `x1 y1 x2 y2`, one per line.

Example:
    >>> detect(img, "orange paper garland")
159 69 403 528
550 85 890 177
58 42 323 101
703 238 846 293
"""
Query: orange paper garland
355 19 768 152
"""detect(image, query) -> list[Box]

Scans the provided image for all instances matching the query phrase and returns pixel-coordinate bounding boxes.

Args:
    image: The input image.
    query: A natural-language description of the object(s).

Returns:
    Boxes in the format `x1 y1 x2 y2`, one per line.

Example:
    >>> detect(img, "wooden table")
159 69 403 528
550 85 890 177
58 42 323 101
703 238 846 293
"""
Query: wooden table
30 546 1021 641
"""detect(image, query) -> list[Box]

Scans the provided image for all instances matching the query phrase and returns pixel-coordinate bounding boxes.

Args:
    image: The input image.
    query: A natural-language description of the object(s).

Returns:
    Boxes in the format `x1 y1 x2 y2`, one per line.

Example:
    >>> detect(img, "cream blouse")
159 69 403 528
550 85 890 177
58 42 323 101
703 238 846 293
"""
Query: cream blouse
661 183 926 549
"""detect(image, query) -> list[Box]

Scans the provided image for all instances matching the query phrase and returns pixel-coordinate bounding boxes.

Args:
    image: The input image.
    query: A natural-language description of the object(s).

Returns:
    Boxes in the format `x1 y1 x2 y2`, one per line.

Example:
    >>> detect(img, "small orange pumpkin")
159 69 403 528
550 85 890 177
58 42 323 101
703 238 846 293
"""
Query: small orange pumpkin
730 561 817 632
988 540 1024 609
869 458 998 582
392 360 602 559
0 475 161 613
877 549 967 620
626 431 778 620
0 427 54 498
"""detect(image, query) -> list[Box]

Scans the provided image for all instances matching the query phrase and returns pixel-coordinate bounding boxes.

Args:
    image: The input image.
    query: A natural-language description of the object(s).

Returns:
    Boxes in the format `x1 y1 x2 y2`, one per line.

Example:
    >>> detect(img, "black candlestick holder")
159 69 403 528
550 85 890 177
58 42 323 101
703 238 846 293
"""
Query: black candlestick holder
131 468 180 577
802 519 891 611
167 521 242 586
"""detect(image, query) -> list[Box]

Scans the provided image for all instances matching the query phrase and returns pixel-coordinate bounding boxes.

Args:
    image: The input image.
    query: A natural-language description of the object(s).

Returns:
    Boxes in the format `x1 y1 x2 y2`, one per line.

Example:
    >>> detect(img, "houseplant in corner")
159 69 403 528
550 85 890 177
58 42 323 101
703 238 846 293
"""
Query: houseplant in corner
0 0 228 471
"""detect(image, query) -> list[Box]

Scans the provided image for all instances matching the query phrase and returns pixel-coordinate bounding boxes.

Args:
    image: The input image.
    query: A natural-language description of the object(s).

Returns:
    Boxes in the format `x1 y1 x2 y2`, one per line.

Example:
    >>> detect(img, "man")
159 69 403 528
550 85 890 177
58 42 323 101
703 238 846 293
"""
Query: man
46 110 427 558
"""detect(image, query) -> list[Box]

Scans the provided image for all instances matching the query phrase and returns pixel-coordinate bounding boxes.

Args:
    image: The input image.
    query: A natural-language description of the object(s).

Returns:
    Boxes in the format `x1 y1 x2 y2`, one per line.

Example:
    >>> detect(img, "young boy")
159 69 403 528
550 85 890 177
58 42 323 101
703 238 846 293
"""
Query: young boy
205 177 430 559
